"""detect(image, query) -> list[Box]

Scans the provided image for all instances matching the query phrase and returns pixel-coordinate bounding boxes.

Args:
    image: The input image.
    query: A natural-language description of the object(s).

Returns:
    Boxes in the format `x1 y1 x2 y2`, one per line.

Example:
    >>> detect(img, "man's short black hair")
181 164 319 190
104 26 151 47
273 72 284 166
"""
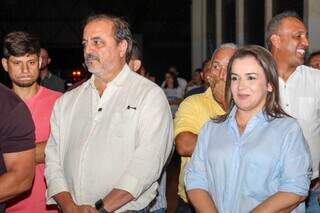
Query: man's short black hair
3 31 41 59
126 40 142 63
265 11 302 50
307 50 320 65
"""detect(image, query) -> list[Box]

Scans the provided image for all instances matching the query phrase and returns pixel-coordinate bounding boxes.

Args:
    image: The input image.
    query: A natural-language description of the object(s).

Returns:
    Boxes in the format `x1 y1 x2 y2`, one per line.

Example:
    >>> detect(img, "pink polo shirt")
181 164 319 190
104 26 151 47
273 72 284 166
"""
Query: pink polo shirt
6 86 61 213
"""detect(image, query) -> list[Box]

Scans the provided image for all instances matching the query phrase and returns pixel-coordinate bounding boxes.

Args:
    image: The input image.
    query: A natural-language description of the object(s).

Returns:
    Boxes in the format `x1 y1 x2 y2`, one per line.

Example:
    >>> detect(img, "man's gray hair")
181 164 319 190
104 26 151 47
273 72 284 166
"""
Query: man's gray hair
83 14 133 57
212 43 238 56
265 11 302 50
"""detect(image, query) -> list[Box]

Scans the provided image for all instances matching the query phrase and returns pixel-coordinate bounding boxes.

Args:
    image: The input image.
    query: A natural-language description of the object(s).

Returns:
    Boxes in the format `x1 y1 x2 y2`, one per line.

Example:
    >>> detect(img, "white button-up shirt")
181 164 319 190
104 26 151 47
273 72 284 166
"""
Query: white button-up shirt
279 65 320 179
45 65 173 212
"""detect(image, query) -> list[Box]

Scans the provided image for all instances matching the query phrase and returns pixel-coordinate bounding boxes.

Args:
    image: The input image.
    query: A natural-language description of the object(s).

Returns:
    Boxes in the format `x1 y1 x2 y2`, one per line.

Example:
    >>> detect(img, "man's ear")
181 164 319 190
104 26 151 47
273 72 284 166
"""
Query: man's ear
119 40 128 58
133 60 142 72
48 57 51 65
1 58 8 72
38 56 42 70
270 34 280 49
200 72 204 81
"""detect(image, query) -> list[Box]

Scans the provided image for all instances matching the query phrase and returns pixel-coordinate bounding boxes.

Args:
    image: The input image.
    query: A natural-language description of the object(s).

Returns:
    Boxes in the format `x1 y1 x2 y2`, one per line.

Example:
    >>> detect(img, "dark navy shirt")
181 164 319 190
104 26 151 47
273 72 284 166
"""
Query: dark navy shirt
0 83 35 212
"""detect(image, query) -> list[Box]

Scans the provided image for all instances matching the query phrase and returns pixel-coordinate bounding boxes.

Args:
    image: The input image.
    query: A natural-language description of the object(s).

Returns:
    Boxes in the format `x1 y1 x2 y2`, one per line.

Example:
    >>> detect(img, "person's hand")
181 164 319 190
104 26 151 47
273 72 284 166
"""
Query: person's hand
312 179 320 190
207 68 220 88
207 69 226 109
311 179 320 203
212 80 225 106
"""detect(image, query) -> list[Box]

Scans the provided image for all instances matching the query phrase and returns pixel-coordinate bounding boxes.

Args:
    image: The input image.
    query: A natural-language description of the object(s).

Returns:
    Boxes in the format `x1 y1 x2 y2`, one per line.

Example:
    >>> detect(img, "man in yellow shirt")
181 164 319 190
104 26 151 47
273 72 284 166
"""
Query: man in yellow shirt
174 43 237 212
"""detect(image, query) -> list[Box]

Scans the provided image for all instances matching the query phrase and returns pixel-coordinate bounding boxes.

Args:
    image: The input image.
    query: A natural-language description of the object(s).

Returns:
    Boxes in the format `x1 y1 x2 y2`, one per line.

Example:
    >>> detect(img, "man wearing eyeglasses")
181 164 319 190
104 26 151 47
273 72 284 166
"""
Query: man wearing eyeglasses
174 43 237 213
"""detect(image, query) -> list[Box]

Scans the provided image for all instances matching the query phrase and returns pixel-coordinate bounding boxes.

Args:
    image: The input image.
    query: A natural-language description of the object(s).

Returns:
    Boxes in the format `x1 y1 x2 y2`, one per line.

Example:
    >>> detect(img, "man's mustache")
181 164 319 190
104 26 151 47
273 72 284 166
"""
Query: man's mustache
84 54 100 63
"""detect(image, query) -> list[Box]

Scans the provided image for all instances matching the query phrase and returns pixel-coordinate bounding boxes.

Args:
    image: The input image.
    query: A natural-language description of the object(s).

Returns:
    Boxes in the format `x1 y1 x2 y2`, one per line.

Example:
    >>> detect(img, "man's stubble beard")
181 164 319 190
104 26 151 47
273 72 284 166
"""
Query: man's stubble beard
86 62 114 78
12 79 37 88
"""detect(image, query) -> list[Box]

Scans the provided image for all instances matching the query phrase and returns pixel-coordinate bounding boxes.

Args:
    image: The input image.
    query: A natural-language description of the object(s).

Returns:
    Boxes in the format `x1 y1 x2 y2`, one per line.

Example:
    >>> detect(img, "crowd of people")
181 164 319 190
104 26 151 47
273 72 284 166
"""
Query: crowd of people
0 10 319 213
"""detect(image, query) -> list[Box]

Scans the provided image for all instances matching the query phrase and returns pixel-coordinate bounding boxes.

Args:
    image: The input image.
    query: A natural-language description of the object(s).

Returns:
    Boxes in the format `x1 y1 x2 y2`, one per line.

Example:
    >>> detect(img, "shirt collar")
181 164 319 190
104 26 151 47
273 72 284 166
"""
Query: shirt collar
227 106 269 136
85 64 130 90
279 65 304 84
204 87 213 100
204 88 225 112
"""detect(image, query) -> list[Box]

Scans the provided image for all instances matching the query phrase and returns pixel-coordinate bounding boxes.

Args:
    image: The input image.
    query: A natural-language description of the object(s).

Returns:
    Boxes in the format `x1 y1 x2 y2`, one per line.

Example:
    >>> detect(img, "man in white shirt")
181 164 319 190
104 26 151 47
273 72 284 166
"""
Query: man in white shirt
266 11 320 211
45 14 173 213
127 39 168 213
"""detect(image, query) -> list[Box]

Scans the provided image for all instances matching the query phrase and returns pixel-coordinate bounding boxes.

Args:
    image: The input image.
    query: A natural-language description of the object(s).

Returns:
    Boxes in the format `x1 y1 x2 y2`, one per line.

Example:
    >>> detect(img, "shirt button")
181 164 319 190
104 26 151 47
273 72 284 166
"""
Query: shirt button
286 104 289 107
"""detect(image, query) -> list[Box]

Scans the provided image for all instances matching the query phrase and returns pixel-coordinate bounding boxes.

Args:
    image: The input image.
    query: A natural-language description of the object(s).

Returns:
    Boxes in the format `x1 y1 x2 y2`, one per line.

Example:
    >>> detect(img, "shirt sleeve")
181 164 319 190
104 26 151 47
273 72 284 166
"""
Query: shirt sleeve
44 97 69 204
278 121 312 196
1 102 35 153
176 87 184 99
184 123 210 191
174 97 200 137
114 87 174 198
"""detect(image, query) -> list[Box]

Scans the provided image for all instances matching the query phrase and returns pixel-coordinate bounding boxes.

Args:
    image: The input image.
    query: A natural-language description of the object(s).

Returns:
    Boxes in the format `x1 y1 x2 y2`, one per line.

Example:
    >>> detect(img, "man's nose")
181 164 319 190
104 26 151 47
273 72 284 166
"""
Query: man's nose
301 35 309 48
84 43 94 54
21 63 29 73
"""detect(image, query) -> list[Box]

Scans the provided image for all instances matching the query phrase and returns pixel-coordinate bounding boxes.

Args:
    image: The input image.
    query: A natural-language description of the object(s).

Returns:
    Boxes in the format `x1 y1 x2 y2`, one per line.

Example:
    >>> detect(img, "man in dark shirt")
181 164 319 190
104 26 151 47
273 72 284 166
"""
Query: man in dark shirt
184 60 210 98
0 83 35 212
39 48 65 92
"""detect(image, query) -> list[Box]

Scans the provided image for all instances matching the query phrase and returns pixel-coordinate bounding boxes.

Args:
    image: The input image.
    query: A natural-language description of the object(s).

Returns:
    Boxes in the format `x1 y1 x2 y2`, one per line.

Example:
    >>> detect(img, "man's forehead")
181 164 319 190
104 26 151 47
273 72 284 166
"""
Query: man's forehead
83 19 114 37
278 17 306 32
9 53 38 60
213 48 235 62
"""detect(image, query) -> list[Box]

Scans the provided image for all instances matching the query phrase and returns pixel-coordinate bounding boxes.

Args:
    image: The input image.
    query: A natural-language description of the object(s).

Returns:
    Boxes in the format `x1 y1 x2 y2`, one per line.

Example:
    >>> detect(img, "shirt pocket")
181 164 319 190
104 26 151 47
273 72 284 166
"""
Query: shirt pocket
243 154 278 200
111 109 137 139
298 97 319 120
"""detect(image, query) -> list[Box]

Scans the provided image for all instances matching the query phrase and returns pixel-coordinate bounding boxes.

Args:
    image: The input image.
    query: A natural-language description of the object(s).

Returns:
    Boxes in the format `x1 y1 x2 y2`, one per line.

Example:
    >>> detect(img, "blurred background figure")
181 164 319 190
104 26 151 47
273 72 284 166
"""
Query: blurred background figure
128 40 157 83
185 59 210 98
137 65 147 76
127 40 143 72
307 50 320 70
148 74 156 83
137 65 157 83
127 39 168 213
168 65 187 92
162 65 187 96
162 71 183 117
185 68 203 93
39 48 65 92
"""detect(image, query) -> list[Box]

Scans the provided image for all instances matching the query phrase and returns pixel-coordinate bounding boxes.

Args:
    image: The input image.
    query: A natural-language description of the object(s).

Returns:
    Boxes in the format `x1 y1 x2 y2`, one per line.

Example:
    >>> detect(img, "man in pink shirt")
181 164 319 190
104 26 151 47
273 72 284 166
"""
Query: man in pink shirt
1 31 61 212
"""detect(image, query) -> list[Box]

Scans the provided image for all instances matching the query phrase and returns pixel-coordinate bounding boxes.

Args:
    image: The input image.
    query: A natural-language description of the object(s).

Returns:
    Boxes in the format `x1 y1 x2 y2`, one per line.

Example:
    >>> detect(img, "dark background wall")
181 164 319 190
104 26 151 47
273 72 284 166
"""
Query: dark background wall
0 0 191 86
